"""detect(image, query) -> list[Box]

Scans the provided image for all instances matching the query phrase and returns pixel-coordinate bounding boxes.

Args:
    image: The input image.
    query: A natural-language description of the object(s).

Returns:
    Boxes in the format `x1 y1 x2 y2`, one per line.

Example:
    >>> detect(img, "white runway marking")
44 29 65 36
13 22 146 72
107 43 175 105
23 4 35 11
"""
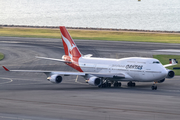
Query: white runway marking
0 77 13 85
0 115 31 120
0 41 23 44
0 77 47 86
152 49 180 52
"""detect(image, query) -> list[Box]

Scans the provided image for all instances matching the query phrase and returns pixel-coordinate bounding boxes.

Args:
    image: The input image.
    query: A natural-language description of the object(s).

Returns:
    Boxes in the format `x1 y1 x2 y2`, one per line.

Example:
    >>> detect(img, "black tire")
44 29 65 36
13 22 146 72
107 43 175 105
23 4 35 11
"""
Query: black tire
108 83 111 87
118 83 121 87
102 84 106 88
154 86 157 90
127 82 133 87
98 85 102 88
151 85 157 90
151 86 155 90
114 83 118 87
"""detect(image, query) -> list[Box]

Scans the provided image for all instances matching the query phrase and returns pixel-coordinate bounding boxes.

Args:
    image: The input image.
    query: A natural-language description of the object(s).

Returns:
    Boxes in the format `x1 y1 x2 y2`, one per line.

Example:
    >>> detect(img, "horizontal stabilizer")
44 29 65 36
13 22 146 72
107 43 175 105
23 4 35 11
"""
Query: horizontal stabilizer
84 54 93 57
173 67 180 69
36 56 71 63
163 59 178 67
2 66 9 71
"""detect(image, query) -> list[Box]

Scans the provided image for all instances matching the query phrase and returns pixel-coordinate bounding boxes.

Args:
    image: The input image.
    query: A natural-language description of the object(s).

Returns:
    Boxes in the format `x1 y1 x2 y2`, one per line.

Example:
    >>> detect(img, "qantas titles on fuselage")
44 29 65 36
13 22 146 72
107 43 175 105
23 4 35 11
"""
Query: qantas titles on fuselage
126 65 143 70
2 26 178 90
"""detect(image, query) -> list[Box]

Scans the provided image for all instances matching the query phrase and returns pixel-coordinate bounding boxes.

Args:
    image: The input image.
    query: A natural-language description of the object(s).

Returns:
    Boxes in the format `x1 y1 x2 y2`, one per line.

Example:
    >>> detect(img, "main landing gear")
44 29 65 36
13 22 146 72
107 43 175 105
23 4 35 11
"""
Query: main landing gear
98 82 111 88
113 81 121 88
98 80 121 88
151 82 157 90
127 81 136 87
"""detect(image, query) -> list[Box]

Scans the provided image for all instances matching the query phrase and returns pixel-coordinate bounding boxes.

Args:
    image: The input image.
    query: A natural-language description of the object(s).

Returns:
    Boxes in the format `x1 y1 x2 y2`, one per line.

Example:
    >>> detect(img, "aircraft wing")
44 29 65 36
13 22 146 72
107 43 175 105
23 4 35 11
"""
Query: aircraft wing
36 56 71 63
2 66 85 76
163 59 178 67
2 66 125 79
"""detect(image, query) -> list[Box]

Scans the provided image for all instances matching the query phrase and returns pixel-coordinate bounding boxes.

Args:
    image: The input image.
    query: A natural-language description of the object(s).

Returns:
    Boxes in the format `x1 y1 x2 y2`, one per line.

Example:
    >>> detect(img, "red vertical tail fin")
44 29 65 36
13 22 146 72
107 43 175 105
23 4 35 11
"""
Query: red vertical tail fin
59 26 82 58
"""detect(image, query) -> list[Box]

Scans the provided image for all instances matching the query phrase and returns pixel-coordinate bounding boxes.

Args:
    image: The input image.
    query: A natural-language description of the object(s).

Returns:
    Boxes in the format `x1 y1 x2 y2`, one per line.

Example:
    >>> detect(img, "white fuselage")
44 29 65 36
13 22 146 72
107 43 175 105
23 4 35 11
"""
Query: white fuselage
78 57 167 82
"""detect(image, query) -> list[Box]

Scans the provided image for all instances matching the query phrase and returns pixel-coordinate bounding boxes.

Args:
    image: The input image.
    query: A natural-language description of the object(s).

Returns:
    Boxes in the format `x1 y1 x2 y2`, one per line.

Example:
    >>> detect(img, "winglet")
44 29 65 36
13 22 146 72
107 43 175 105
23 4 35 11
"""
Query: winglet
2 66 9 71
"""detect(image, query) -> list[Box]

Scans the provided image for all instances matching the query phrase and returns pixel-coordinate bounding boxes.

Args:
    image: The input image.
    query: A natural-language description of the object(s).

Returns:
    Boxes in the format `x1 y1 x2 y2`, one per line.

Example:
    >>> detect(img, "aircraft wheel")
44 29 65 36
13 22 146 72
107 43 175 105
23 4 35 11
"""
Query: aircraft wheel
155 86 157 90
108 83 111 87
151 86 154 90
114 82 118 87
132 83 136 87
102 84 106 88
98 85 102 88
105 83 110 88
151 85 157 90
127 81 135 87
118 82 121 87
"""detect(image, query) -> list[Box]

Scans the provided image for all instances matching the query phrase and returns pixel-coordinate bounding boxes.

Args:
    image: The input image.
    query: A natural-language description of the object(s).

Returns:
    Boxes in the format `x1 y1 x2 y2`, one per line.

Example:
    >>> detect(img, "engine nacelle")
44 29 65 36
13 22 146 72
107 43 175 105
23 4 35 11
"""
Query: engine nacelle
88 77 101 86
48 75 62 84
166 70 175 78
158 78 165 83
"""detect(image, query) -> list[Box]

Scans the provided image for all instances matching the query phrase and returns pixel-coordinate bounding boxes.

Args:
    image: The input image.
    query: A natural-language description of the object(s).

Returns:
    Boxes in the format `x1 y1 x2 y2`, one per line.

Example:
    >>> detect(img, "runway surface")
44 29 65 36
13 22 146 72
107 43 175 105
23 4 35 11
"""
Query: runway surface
0 36 180 120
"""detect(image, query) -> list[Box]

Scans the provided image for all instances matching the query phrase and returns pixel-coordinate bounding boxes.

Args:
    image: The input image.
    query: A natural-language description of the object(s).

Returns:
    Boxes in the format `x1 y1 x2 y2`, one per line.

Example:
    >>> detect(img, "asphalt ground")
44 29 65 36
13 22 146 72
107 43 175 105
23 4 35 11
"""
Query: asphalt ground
0 37 180 120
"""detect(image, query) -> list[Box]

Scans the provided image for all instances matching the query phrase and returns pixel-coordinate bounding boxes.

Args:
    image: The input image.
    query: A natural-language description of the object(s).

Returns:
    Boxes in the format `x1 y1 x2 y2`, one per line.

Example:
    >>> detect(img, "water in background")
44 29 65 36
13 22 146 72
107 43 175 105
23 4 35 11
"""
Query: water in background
0 0 180 31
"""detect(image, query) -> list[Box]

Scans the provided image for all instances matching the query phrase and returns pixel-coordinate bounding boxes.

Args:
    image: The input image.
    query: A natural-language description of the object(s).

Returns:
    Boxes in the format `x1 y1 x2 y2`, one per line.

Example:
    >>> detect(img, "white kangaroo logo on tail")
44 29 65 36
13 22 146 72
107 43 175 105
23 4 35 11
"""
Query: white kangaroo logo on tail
62 34 76 59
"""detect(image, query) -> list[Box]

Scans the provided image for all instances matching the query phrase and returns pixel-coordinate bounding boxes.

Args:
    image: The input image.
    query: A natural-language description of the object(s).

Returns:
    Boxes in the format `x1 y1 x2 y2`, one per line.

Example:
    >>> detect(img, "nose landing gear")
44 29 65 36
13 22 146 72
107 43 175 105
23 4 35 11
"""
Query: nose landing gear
151 82 157 90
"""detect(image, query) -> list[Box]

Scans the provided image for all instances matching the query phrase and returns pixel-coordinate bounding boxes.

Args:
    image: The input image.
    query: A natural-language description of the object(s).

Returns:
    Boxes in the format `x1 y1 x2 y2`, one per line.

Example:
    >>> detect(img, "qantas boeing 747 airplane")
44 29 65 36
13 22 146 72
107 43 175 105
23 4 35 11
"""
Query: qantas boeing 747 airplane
2 26 178 90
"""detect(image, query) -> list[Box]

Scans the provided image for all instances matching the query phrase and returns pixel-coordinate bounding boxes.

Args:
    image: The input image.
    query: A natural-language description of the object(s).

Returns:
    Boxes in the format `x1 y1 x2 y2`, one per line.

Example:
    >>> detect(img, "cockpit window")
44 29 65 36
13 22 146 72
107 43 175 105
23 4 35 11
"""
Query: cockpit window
153 61 160 64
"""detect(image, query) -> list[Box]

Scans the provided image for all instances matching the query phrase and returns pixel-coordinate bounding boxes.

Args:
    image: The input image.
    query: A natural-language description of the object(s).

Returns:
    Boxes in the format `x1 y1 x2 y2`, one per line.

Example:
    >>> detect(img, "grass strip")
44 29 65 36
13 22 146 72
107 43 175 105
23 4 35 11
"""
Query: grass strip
153 55 180 75
0 53 4 61
0 27 180 43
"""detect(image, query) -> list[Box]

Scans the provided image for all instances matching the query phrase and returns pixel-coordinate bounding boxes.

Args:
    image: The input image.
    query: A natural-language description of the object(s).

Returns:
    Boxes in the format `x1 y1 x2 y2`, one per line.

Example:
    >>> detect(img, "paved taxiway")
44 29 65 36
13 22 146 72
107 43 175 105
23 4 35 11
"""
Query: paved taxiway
0 37 180 120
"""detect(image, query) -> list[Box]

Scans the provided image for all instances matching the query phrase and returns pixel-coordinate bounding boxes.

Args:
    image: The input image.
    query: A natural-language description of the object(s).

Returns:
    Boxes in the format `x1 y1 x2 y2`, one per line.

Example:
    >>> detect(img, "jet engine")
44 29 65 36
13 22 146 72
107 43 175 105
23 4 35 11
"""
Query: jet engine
88 77 101 86
158 78 165 83
48 74 62 84
166 70 175 78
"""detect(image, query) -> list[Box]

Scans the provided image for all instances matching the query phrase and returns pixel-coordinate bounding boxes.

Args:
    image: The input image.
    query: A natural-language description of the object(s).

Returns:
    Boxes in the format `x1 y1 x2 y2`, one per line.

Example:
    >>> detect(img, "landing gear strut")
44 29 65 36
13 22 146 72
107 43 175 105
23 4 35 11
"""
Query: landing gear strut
98 79 111 88
127 81 135 87
151 82 157 90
